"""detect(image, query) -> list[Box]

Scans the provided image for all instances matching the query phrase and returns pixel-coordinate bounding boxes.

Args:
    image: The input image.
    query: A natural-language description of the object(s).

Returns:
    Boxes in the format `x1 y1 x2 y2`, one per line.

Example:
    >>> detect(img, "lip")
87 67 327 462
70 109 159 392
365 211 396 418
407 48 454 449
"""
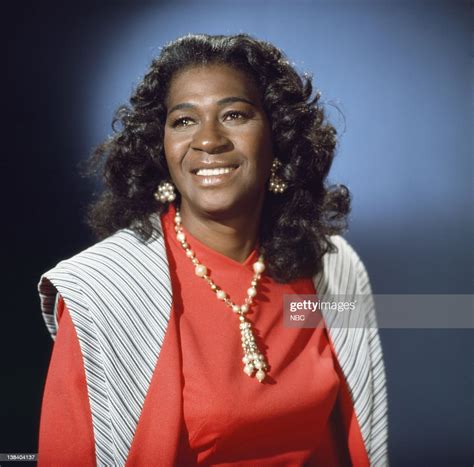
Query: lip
190 164 241 187
190 162 240 174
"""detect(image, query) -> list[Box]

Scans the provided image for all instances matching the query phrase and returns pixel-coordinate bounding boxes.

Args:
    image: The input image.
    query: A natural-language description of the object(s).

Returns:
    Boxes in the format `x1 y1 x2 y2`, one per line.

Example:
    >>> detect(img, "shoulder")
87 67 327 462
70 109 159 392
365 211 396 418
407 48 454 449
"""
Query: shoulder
38 222 166 291
327 234 366 268
38 219 166 338
315 234 374 296
330 234 371 281
47 215 164 274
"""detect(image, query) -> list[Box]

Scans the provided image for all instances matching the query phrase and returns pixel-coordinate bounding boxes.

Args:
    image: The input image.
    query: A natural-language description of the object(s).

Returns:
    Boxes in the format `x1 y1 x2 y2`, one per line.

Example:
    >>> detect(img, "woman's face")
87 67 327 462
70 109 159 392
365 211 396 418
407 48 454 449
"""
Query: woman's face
164 63 273 219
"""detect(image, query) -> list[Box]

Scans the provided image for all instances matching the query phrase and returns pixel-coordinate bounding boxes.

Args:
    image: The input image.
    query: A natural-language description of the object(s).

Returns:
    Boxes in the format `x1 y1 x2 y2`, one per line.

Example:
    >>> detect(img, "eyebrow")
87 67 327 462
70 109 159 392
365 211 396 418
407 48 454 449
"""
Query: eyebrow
167 96 256 116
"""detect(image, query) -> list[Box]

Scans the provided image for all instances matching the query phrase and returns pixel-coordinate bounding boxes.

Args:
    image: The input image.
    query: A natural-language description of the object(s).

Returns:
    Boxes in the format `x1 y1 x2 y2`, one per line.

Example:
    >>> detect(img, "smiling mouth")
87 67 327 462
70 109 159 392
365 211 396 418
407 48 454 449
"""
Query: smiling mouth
192 165 239 176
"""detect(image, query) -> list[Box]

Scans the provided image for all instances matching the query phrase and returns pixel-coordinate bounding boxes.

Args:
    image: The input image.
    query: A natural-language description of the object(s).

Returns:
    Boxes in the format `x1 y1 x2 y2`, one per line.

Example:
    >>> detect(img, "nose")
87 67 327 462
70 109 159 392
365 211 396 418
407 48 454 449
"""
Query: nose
190 120 233 154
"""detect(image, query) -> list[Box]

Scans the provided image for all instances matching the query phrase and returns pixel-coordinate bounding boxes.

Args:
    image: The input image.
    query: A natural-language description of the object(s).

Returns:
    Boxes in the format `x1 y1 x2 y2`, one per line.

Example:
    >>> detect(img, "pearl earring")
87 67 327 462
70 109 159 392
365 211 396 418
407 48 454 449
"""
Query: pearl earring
268 158 288 194
154 180 176 203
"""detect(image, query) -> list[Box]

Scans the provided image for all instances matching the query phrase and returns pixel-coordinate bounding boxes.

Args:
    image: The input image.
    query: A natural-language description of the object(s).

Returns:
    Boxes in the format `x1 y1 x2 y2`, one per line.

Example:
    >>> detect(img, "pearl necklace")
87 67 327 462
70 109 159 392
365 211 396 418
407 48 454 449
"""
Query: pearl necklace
174 208 269 383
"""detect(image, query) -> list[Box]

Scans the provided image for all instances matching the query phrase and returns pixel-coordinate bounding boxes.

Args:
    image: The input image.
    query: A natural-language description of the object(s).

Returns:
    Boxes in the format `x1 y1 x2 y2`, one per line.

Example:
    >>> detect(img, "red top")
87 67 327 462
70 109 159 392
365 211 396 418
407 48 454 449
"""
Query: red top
38 205 369 466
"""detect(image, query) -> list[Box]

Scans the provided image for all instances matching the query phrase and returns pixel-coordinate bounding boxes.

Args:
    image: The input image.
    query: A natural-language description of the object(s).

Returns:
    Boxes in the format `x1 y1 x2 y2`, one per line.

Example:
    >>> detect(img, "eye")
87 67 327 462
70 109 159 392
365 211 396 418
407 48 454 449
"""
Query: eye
223 110 250 121
171 116 195 128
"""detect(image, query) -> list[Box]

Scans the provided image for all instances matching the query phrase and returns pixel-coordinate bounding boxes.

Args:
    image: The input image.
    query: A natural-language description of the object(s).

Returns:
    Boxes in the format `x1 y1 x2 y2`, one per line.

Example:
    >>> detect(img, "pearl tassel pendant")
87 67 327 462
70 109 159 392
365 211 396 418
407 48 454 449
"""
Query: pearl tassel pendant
174 208 269 383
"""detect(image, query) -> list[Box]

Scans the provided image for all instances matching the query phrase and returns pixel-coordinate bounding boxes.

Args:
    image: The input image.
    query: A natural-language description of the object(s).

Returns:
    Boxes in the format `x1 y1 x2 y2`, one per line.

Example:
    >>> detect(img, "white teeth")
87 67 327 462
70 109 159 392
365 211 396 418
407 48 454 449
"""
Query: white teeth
195 167 236 176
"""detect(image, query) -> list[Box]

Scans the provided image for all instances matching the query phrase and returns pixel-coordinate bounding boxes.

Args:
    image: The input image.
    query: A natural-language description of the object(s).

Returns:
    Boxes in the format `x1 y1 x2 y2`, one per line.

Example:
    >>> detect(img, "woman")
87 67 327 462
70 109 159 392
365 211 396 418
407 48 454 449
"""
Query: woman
37 34 388 466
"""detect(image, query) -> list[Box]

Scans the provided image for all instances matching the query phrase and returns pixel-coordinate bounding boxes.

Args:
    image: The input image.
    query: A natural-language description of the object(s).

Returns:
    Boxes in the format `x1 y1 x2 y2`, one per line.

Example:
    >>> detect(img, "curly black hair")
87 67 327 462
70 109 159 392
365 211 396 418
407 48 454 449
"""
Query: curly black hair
83 33 351 283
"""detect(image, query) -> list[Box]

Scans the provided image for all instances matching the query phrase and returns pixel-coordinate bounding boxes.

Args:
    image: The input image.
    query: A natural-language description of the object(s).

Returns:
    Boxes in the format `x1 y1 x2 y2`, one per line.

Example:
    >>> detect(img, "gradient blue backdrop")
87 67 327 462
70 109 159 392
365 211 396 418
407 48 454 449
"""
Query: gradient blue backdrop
34 1 473 465
73 0 472 296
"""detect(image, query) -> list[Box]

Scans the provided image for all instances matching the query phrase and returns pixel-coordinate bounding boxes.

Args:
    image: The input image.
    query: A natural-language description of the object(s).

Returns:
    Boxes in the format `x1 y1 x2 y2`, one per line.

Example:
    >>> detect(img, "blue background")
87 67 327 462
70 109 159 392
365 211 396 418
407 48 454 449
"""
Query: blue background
78 0 472 294
3 1 472 465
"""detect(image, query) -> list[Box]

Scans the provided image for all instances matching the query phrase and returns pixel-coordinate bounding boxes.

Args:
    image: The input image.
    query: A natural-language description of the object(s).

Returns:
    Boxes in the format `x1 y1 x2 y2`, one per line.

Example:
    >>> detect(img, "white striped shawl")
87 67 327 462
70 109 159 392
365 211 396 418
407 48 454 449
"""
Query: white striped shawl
38 213 388 466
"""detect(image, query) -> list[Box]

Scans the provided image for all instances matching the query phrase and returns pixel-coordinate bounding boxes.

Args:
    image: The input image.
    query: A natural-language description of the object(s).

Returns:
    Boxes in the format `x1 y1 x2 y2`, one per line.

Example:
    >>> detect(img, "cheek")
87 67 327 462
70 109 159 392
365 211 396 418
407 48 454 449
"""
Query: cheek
250 131 273 174
163 136 184 174
163 133 172 165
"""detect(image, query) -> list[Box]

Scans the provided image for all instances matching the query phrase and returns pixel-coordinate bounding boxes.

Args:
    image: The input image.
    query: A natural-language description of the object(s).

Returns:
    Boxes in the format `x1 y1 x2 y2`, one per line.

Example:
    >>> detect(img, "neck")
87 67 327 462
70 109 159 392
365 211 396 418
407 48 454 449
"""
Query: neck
177 203 262 263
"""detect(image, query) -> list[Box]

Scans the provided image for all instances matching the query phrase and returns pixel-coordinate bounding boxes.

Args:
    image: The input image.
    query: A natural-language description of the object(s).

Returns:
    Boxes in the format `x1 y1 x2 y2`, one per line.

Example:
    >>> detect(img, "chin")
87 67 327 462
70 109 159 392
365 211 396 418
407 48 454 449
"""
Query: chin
189 192 255 219
199 198 242 217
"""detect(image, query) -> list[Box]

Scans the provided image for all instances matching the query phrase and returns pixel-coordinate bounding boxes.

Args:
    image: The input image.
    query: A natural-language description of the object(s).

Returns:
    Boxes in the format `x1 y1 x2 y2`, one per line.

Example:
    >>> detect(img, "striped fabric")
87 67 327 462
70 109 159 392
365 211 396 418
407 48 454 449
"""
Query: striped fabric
315 235 389 466
38 214 388 466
